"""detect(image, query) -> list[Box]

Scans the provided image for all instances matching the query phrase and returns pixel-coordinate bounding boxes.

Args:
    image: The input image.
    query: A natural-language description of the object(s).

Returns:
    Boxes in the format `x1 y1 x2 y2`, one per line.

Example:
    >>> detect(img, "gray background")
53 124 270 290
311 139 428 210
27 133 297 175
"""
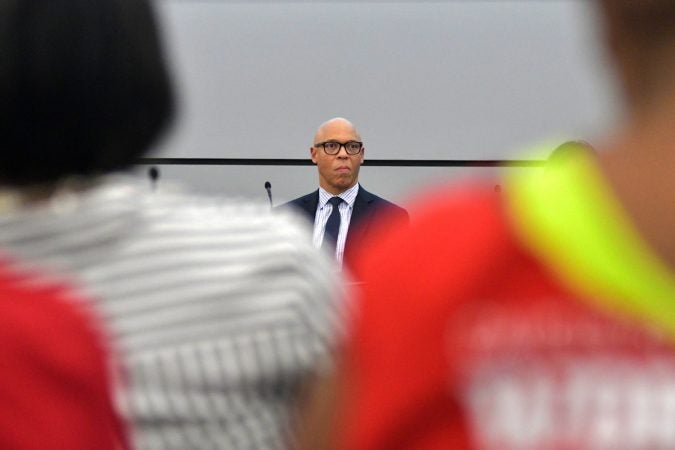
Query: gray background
137 0 620 206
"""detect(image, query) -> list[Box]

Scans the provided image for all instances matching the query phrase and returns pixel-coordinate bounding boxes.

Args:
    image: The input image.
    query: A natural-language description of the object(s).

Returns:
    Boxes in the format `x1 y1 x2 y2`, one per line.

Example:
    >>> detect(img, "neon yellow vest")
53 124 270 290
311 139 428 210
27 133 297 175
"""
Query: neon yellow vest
507 149 675 339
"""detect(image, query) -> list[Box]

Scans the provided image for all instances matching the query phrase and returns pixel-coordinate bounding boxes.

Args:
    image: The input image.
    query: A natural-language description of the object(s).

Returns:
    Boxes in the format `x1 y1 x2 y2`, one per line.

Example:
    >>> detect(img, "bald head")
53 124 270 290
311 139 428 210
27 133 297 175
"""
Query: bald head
310 117 365 195
313 118 361 146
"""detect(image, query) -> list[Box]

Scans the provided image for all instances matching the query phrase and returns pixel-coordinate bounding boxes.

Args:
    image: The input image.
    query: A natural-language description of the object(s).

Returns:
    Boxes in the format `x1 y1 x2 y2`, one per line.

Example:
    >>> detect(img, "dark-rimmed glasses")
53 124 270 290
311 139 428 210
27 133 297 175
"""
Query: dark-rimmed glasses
314 141 363 155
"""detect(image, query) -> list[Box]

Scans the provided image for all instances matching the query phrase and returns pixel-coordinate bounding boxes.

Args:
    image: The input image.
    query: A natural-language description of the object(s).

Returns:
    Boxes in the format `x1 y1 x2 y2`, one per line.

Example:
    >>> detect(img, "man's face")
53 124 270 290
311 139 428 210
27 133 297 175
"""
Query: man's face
310 120 365 195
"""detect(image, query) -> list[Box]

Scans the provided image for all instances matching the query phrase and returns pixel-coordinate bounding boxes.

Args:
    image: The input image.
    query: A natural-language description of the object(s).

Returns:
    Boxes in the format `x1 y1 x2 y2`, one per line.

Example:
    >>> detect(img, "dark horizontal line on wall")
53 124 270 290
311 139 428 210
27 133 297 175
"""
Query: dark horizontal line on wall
167 1 511 3
138 158 546 167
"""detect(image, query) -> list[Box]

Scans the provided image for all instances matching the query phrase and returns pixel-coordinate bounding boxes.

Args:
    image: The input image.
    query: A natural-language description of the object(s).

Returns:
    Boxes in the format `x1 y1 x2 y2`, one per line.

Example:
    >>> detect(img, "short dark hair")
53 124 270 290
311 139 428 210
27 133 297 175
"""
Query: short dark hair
548 140 595 163
0 0 174 186
600 0 675 47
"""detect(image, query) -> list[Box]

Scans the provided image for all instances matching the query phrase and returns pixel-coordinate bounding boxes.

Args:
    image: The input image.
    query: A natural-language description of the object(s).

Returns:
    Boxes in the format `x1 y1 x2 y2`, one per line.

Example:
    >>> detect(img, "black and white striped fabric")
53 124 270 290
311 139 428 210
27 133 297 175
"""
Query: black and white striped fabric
0 176 345 450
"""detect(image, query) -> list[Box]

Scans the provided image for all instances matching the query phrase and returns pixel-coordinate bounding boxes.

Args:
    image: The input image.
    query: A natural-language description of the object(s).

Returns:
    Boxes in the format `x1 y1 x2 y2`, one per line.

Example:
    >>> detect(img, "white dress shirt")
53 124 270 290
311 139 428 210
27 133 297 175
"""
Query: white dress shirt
313 183 359 267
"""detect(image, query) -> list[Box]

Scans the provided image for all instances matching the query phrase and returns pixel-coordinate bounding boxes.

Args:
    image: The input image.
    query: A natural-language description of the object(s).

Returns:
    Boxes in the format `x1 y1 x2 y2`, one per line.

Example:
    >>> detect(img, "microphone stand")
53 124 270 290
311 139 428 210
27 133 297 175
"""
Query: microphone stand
264 181 273 208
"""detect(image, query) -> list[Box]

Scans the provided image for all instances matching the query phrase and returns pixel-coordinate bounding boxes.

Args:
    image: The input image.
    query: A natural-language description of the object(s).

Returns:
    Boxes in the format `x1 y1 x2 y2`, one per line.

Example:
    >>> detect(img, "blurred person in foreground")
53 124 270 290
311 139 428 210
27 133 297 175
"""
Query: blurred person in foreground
299 1 675 449
0 256 127 450
0 1 343 449
281 118 408 270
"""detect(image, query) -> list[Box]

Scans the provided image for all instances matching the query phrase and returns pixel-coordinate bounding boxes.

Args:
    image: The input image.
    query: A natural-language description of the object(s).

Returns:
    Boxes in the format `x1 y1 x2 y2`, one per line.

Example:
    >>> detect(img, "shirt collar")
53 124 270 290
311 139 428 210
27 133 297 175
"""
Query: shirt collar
319 183 359 208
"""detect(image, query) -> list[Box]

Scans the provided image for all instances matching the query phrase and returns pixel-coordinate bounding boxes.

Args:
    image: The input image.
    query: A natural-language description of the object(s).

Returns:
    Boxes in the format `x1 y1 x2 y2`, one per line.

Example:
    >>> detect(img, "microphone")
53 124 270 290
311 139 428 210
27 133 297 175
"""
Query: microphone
148 166 160 192
264 181 273 208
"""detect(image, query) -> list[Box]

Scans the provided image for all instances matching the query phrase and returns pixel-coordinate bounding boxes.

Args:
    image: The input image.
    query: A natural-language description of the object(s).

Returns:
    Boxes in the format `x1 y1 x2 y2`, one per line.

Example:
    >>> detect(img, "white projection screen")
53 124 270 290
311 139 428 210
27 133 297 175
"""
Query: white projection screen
140 0 620 204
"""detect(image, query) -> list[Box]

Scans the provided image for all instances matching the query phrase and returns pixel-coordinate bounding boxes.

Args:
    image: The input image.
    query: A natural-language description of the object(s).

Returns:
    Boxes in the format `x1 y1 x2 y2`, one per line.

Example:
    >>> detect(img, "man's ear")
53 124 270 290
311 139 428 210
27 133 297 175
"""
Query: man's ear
310 147 318 164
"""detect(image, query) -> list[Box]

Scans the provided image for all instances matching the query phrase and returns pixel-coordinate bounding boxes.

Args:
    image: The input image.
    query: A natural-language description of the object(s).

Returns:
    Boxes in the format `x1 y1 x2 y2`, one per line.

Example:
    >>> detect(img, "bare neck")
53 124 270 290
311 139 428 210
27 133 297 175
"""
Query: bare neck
598 92 675 268
0 177 96 211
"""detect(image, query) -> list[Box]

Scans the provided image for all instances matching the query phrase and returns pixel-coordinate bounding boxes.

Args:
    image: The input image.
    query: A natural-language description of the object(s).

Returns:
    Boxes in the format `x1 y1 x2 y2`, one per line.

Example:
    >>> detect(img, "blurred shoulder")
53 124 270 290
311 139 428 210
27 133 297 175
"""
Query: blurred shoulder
358 187 408 218
353 182 514 286
102 176 315 240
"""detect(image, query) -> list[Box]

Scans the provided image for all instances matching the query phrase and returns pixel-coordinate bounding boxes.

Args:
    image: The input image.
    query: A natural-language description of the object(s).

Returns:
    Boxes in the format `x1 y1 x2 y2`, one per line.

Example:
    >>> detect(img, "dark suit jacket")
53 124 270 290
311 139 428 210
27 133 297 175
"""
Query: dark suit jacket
279 186 409 266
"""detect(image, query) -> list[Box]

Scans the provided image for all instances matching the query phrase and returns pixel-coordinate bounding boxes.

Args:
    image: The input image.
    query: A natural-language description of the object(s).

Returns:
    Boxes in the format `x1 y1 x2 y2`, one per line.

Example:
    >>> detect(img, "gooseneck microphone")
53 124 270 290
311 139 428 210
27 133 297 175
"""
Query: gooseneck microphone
148 166 160 192
264 181 273 208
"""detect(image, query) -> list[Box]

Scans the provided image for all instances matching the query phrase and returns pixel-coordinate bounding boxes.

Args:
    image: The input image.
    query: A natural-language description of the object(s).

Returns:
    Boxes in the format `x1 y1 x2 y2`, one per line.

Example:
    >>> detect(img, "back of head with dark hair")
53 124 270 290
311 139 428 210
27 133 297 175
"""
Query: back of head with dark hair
548 140 595 163
598 0 675 109
0 0 174 187
600 0 675 46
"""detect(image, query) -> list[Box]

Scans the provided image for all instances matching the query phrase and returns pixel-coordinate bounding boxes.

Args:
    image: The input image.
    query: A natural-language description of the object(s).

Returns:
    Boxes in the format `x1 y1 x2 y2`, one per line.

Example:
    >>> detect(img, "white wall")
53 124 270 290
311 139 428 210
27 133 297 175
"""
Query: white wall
141 0 619 205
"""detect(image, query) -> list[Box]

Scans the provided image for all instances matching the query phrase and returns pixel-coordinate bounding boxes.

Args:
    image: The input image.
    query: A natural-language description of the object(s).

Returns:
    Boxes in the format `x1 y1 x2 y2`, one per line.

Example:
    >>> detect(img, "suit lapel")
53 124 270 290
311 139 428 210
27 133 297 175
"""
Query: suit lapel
351 187 372 226
347 187 376 252
300 190 320 220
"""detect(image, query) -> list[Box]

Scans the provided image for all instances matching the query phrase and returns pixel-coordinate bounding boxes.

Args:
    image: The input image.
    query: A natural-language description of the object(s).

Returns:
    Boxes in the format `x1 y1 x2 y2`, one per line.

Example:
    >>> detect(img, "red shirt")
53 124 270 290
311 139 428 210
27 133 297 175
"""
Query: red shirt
340 161 675 450
0 260 128 450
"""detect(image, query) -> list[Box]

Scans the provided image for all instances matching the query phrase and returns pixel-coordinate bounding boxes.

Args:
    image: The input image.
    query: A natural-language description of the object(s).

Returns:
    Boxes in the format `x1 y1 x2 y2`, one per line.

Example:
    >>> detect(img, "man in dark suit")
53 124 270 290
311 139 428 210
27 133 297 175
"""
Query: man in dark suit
282 117 408 269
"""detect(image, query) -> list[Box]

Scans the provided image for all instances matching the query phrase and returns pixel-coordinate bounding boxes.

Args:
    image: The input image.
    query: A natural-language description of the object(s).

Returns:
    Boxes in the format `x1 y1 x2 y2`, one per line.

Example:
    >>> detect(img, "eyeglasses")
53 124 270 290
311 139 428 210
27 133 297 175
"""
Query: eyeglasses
314 141 363 155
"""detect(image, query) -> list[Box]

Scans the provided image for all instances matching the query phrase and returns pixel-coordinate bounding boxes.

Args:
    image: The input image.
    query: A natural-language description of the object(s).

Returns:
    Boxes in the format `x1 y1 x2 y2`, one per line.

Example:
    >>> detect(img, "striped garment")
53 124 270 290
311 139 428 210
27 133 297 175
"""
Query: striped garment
0 175 345 450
